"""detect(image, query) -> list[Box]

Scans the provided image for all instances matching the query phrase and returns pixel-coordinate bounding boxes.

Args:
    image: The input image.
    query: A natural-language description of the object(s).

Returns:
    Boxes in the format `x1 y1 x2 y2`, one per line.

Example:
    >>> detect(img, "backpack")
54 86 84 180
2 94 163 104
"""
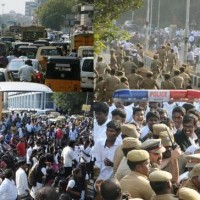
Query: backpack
28 164 38 186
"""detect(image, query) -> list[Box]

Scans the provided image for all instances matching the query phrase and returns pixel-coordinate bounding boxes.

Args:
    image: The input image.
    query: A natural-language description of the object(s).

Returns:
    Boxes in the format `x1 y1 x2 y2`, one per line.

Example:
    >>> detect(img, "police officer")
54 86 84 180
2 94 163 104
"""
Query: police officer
120 150 154 200
161 73 176 89
139 72 159 89
104 68 120 103
149 170 178 200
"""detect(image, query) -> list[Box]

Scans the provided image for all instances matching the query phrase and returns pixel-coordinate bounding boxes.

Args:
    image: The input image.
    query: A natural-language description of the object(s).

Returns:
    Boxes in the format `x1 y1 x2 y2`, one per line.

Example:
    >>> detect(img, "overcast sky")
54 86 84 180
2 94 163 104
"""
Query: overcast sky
0 0 26 15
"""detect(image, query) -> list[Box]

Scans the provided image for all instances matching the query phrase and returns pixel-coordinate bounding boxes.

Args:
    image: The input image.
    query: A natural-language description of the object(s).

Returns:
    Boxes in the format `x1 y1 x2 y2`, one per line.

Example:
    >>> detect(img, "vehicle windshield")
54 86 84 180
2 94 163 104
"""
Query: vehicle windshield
8 60 38 70
41 48 63 56
82 50 93 57
82 59 94 72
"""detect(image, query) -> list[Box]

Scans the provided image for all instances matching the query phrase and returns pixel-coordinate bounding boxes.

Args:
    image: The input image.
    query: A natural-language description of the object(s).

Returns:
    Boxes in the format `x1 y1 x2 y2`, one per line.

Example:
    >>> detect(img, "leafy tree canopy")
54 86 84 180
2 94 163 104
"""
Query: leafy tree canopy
52 92 93 114
37 0 74 30
94 0 144 54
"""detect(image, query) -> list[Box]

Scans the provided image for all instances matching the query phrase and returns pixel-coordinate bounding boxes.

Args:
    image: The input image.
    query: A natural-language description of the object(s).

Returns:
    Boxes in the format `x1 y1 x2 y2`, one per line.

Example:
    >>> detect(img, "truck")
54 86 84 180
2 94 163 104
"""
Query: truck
70 31 93 51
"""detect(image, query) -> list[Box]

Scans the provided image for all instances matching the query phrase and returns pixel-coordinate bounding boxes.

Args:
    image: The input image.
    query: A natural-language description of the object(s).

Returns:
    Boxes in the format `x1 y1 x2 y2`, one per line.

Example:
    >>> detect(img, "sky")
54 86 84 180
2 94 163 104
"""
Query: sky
0 0 27 15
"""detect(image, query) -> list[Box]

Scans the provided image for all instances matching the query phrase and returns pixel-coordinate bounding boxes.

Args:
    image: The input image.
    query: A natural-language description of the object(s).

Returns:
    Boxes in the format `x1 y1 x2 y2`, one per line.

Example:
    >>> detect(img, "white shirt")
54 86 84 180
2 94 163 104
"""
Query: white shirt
0 178 17 200
108 104 133 123
61 146 74 167
93 118 110 143
26 147 33 164
95 138 121 181
80 145 91 163
15 167 29 195
26 124 33 132
140 125 150 140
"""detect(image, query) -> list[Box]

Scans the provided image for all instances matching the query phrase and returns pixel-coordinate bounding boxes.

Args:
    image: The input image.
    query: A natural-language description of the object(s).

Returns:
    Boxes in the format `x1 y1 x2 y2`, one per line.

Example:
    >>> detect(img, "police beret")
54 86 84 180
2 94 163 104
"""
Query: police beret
122 137 141 149
159 130 175 147
186 154 200 168
153 124 168 135
149 170 172 182
127 150 149 162
188 163 200 178
121 124 139 138
141 139 166 153
179 187 200 200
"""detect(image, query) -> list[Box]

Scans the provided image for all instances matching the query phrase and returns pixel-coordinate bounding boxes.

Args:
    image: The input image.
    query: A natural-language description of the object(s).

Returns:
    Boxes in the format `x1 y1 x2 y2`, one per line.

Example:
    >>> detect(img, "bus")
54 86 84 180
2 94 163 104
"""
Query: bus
45 56 81 92
21 25 47 42
9 25 21 34
70 31 93 51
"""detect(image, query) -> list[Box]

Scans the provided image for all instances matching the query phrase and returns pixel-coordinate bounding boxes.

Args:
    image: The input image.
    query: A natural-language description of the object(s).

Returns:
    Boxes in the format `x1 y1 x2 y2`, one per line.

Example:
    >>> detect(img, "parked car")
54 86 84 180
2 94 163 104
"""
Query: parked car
6 58 44 83
80 57 94 91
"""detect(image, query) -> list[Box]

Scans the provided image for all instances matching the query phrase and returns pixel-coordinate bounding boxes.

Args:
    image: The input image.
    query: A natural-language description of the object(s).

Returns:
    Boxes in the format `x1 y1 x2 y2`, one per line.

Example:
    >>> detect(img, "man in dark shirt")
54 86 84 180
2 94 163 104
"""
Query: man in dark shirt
174 114 198 152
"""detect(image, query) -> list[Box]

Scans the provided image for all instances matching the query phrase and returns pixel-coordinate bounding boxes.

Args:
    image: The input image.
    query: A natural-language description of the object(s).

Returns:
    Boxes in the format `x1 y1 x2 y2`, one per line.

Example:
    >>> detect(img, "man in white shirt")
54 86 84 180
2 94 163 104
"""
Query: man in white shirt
140 111 160 141
95 120 121 182
61 140 76 178
93 102 110 143
108 100 132 123
16 159 30 198
18 59 36 82
0 168 17 200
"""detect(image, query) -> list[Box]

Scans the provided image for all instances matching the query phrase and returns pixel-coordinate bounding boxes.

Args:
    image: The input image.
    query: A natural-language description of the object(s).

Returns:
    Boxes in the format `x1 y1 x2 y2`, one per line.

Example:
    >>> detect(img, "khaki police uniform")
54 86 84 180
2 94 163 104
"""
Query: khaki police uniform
96 61 109 75
141 138 166 172
140 77 158 89
136 67 149 78
161 80 176 89
149 170 178 200
114 82 129 90
95 80 105 102
171 75 185 89
157 48 166 68
114 137 141 179
121 61 137 76
127 73 143 89
113 125 140 174
104 75 120 102
151 59 162 79
179 72 191 88
166 52 176 74
110 54 118 69
151 194 178 200
120 150 154 200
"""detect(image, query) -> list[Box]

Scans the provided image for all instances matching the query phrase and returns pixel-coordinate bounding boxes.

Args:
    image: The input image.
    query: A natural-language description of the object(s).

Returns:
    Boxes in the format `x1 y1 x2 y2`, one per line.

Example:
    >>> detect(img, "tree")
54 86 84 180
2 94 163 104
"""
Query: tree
52 92 93 114
37 0 74 30
94 0 144 54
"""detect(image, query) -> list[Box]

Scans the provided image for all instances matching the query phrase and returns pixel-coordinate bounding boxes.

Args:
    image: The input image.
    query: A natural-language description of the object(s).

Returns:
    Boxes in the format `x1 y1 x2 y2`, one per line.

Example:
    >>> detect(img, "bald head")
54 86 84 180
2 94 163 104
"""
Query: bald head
100 178 122 200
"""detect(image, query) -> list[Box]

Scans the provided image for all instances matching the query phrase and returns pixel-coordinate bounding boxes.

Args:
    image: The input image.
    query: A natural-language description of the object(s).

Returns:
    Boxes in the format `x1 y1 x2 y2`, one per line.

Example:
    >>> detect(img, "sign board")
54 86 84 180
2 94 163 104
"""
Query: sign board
82 104 91 112
148 90 170 101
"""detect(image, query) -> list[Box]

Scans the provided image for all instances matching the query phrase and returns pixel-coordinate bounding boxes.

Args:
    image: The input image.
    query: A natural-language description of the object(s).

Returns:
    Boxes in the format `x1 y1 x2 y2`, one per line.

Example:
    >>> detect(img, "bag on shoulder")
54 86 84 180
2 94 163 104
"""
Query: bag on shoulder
28 164 38 186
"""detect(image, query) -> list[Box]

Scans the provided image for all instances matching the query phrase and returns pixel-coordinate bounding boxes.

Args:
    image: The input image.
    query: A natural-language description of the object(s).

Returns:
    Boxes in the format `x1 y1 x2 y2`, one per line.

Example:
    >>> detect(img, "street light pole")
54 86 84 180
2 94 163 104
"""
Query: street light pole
157 0 160 29
145 0 150 50
183 0 190 63
149 0 153 36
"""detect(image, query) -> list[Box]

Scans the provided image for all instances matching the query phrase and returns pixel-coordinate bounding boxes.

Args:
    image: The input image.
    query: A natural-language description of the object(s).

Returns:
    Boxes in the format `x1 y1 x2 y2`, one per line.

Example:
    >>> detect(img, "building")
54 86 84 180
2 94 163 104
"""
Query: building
6 92 55 111
25 1 38 17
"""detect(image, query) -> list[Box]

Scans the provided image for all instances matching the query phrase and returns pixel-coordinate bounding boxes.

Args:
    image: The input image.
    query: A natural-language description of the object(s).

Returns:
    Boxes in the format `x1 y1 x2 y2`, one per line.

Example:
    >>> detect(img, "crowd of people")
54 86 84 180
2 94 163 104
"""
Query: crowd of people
94 39 196 104
0 110 93 200
92 101 200 200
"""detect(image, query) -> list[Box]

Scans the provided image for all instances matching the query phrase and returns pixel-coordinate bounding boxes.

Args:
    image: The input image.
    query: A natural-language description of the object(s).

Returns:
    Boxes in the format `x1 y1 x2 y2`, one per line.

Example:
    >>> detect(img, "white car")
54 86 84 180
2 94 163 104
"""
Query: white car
80 57 94 91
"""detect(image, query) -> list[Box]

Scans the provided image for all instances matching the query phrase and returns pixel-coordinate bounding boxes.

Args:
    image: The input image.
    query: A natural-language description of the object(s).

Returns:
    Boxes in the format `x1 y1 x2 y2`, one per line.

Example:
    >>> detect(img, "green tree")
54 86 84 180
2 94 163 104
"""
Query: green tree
94 0 144 54
37 0 74 30
52 92 93 114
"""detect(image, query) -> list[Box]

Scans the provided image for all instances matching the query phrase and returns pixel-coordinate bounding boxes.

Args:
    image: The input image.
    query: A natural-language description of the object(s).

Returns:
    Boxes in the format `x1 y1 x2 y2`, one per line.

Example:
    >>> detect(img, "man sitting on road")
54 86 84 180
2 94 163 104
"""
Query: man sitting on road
18 59 36 82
